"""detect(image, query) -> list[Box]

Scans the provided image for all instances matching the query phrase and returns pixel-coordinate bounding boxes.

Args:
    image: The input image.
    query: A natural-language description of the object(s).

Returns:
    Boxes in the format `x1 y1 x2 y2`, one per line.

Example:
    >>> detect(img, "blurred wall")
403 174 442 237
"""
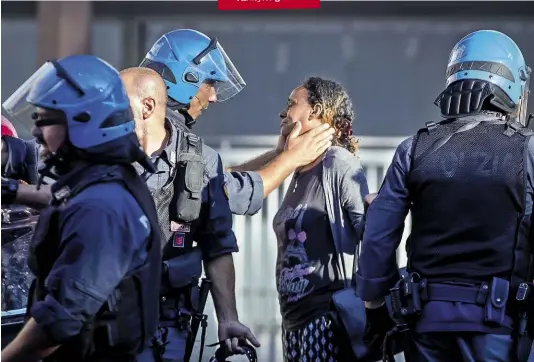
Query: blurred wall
2 1 534 139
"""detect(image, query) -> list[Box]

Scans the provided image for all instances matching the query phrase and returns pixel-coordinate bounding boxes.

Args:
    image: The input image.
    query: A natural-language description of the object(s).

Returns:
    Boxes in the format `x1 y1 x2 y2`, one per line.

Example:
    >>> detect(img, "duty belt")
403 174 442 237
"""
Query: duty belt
152 279 211 362
382 273 521 362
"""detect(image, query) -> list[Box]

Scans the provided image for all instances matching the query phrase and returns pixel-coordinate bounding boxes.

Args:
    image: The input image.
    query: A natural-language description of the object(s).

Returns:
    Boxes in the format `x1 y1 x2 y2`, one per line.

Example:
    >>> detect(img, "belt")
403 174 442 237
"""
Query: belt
421 282 489 305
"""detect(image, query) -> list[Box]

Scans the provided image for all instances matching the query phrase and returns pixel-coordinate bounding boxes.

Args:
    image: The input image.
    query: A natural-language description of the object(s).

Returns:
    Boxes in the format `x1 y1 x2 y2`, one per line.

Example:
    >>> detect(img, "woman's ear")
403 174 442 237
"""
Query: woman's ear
312 103 323 118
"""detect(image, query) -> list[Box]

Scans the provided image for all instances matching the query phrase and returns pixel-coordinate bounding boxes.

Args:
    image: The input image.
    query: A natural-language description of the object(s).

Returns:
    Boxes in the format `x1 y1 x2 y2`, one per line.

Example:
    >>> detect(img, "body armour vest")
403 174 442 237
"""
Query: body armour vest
26 163 161 362
407 119 533 288
152 124 204 261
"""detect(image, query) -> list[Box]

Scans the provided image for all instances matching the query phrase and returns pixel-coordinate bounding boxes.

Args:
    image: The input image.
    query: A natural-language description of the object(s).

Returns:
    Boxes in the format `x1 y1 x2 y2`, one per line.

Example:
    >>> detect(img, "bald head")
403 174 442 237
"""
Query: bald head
120 67 167 108
120 67 168 150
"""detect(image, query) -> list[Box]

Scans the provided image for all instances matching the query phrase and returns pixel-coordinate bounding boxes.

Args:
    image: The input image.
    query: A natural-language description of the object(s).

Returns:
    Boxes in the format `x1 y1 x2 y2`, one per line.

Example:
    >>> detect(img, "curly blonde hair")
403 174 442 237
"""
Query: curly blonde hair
302 77 358 154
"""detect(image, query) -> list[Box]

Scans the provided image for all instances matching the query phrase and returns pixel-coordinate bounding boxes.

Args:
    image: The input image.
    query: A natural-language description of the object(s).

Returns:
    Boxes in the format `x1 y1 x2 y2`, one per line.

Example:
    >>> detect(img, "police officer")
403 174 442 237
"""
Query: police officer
140 29 335 217
357 30 533 362
1 54 162 362
119 65 258 362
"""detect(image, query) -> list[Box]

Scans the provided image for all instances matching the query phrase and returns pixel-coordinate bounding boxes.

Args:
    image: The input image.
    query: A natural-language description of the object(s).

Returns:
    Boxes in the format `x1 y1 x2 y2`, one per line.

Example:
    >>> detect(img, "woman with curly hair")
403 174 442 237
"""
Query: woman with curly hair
273 77 369 361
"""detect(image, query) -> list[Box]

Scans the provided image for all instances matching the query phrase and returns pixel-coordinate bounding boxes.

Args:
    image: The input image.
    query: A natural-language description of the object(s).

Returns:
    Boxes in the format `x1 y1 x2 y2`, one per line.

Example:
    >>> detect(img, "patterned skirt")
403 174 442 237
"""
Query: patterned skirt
282 314 340 362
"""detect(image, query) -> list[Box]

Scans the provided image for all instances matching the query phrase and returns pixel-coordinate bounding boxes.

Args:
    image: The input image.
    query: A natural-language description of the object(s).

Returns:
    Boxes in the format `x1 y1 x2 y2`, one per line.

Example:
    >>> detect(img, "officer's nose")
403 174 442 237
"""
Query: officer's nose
279 109 287 119
31 126 41 139
208 86 217 103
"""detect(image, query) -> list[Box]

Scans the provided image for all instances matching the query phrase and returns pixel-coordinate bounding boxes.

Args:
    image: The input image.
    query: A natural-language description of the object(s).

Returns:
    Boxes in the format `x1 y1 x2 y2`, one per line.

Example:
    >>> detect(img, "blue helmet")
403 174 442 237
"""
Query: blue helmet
2 55 154 171
140 29 246 105
444 30 531 124
3 55 135 150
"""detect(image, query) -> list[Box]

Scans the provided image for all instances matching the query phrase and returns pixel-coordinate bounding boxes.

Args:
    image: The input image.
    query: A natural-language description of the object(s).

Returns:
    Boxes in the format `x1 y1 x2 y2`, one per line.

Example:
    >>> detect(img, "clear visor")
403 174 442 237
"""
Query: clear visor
519 72 531 126
2 62 57 130
193 41 246 102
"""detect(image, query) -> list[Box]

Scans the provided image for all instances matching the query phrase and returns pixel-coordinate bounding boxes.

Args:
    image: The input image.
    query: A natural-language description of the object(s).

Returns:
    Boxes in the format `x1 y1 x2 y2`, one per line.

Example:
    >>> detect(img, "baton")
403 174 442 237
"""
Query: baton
184 277 212 362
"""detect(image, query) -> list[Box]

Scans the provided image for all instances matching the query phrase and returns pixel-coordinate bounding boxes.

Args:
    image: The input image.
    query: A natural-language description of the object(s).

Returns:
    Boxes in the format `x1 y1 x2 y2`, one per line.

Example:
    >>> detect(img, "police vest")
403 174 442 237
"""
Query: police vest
151 127 205 314
26 163 161 362
407 119 534 289
152 128 204 260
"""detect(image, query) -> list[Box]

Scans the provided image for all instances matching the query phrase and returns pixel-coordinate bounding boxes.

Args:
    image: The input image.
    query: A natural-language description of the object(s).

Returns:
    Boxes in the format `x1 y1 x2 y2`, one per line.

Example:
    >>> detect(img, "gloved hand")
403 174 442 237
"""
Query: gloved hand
364 193 377 213
217 320 260 354
363 304 399 362
209 340 258 362
363 304 403 361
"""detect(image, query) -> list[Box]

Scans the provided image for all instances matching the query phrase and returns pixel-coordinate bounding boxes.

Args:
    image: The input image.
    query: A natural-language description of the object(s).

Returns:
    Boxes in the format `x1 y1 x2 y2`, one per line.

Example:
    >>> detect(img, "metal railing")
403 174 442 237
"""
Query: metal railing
193 135 410 361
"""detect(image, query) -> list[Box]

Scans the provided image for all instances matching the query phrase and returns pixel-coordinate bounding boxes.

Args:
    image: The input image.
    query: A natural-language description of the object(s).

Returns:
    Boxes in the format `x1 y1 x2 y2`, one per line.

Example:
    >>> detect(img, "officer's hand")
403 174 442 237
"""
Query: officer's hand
218 320 261 354
284 122 334 166
276 122 292 152
364 193 378 213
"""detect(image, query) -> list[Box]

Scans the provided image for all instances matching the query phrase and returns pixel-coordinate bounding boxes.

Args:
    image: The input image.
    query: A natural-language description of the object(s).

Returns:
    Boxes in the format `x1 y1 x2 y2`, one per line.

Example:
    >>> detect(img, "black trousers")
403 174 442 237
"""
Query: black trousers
408 332 515 362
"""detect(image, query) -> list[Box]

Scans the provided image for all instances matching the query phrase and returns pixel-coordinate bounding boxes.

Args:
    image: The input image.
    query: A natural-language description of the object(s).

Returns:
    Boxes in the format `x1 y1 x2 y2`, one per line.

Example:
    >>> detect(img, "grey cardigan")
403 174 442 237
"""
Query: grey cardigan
321 146 369 277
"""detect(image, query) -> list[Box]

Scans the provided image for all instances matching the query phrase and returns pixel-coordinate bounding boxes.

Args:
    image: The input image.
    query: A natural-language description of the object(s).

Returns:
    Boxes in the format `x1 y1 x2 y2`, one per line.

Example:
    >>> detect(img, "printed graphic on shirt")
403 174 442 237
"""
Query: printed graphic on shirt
277 204 318 303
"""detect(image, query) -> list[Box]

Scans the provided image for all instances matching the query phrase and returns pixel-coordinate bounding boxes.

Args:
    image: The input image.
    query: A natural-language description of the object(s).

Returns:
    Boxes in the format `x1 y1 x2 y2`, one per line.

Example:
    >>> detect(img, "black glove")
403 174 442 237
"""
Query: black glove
1 177 19 205
362 304 396 361
208 341 257 362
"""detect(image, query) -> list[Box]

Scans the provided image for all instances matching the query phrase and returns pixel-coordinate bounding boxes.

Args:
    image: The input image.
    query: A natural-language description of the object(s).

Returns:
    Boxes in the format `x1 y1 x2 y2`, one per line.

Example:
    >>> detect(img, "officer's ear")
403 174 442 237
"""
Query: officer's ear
142 97 156 120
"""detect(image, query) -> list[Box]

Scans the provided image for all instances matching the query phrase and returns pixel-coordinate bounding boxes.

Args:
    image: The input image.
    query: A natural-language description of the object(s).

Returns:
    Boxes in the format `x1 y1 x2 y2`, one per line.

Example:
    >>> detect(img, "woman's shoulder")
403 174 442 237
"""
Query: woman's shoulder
323 146 362 174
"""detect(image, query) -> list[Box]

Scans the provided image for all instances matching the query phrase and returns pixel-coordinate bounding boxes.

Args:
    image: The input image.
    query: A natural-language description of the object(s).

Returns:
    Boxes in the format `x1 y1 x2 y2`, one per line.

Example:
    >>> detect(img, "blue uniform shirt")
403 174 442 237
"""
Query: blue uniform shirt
166 109 264 216
356 114 534 333
29 166 151 344
136 115 238 261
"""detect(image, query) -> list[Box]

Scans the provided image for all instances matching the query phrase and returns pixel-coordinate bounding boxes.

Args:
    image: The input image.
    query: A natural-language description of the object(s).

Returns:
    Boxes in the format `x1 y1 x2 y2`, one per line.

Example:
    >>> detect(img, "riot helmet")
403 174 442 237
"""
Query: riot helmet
436 30 531 125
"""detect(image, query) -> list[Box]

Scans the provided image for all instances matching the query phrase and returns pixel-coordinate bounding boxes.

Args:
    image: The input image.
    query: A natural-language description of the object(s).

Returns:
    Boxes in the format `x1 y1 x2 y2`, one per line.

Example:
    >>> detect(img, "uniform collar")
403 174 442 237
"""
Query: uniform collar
50 161 111 202
159 119 179 166
165 107 197 130
455 111 506 123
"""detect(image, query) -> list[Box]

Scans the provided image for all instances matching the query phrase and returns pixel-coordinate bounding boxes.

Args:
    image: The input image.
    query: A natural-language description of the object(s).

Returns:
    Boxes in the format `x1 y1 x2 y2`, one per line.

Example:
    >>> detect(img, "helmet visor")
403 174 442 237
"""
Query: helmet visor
2 63 57 131
519 66 531 126
192 39 246 102
2 60 85 131
2 61 79 132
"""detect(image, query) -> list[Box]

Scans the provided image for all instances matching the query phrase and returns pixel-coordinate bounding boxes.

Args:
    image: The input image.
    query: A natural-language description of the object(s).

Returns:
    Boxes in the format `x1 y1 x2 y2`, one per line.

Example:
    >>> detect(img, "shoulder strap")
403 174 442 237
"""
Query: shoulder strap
180 132 203 161
504 119 534 137
169 130 204 180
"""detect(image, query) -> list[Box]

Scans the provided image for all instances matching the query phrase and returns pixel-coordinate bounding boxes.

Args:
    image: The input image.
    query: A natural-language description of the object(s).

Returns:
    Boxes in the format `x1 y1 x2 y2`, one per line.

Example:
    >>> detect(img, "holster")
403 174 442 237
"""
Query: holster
161 247 203 312
514 282 534 362
381 273 423 362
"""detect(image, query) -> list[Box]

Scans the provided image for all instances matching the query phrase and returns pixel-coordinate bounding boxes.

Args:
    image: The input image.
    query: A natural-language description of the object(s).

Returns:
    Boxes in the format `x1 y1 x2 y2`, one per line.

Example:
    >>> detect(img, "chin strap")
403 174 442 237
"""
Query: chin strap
36 143 73 190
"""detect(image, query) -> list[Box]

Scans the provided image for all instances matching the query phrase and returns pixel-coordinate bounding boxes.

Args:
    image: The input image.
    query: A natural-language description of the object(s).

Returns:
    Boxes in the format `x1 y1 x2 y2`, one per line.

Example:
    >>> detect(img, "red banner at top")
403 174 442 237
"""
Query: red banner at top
218 0 320 11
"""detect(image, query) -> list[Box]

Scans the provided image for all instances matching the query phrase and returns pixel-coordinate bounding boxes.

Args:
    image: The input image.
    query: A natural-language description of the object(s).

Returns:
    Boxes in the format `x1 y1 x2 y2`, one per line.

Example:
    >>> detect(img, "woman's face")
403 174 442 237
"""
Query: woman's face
279 86 322 137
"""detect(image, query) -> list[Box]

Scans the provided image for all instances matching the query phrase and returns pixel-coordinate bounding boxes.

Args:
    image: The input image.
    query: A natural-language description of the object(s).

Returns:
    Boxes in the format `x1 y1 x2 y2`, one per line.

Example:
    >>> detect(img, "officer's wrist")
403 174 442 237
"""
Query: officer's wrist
365 300 386 309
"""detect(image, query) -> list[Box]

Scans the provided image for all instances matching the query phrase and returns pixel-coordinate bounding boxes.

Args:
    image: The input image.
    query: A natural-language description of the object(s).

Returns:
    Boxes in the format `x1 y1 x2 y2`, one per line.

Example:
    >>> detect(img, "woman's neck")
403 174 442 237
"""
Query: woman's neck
296 151 325 174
